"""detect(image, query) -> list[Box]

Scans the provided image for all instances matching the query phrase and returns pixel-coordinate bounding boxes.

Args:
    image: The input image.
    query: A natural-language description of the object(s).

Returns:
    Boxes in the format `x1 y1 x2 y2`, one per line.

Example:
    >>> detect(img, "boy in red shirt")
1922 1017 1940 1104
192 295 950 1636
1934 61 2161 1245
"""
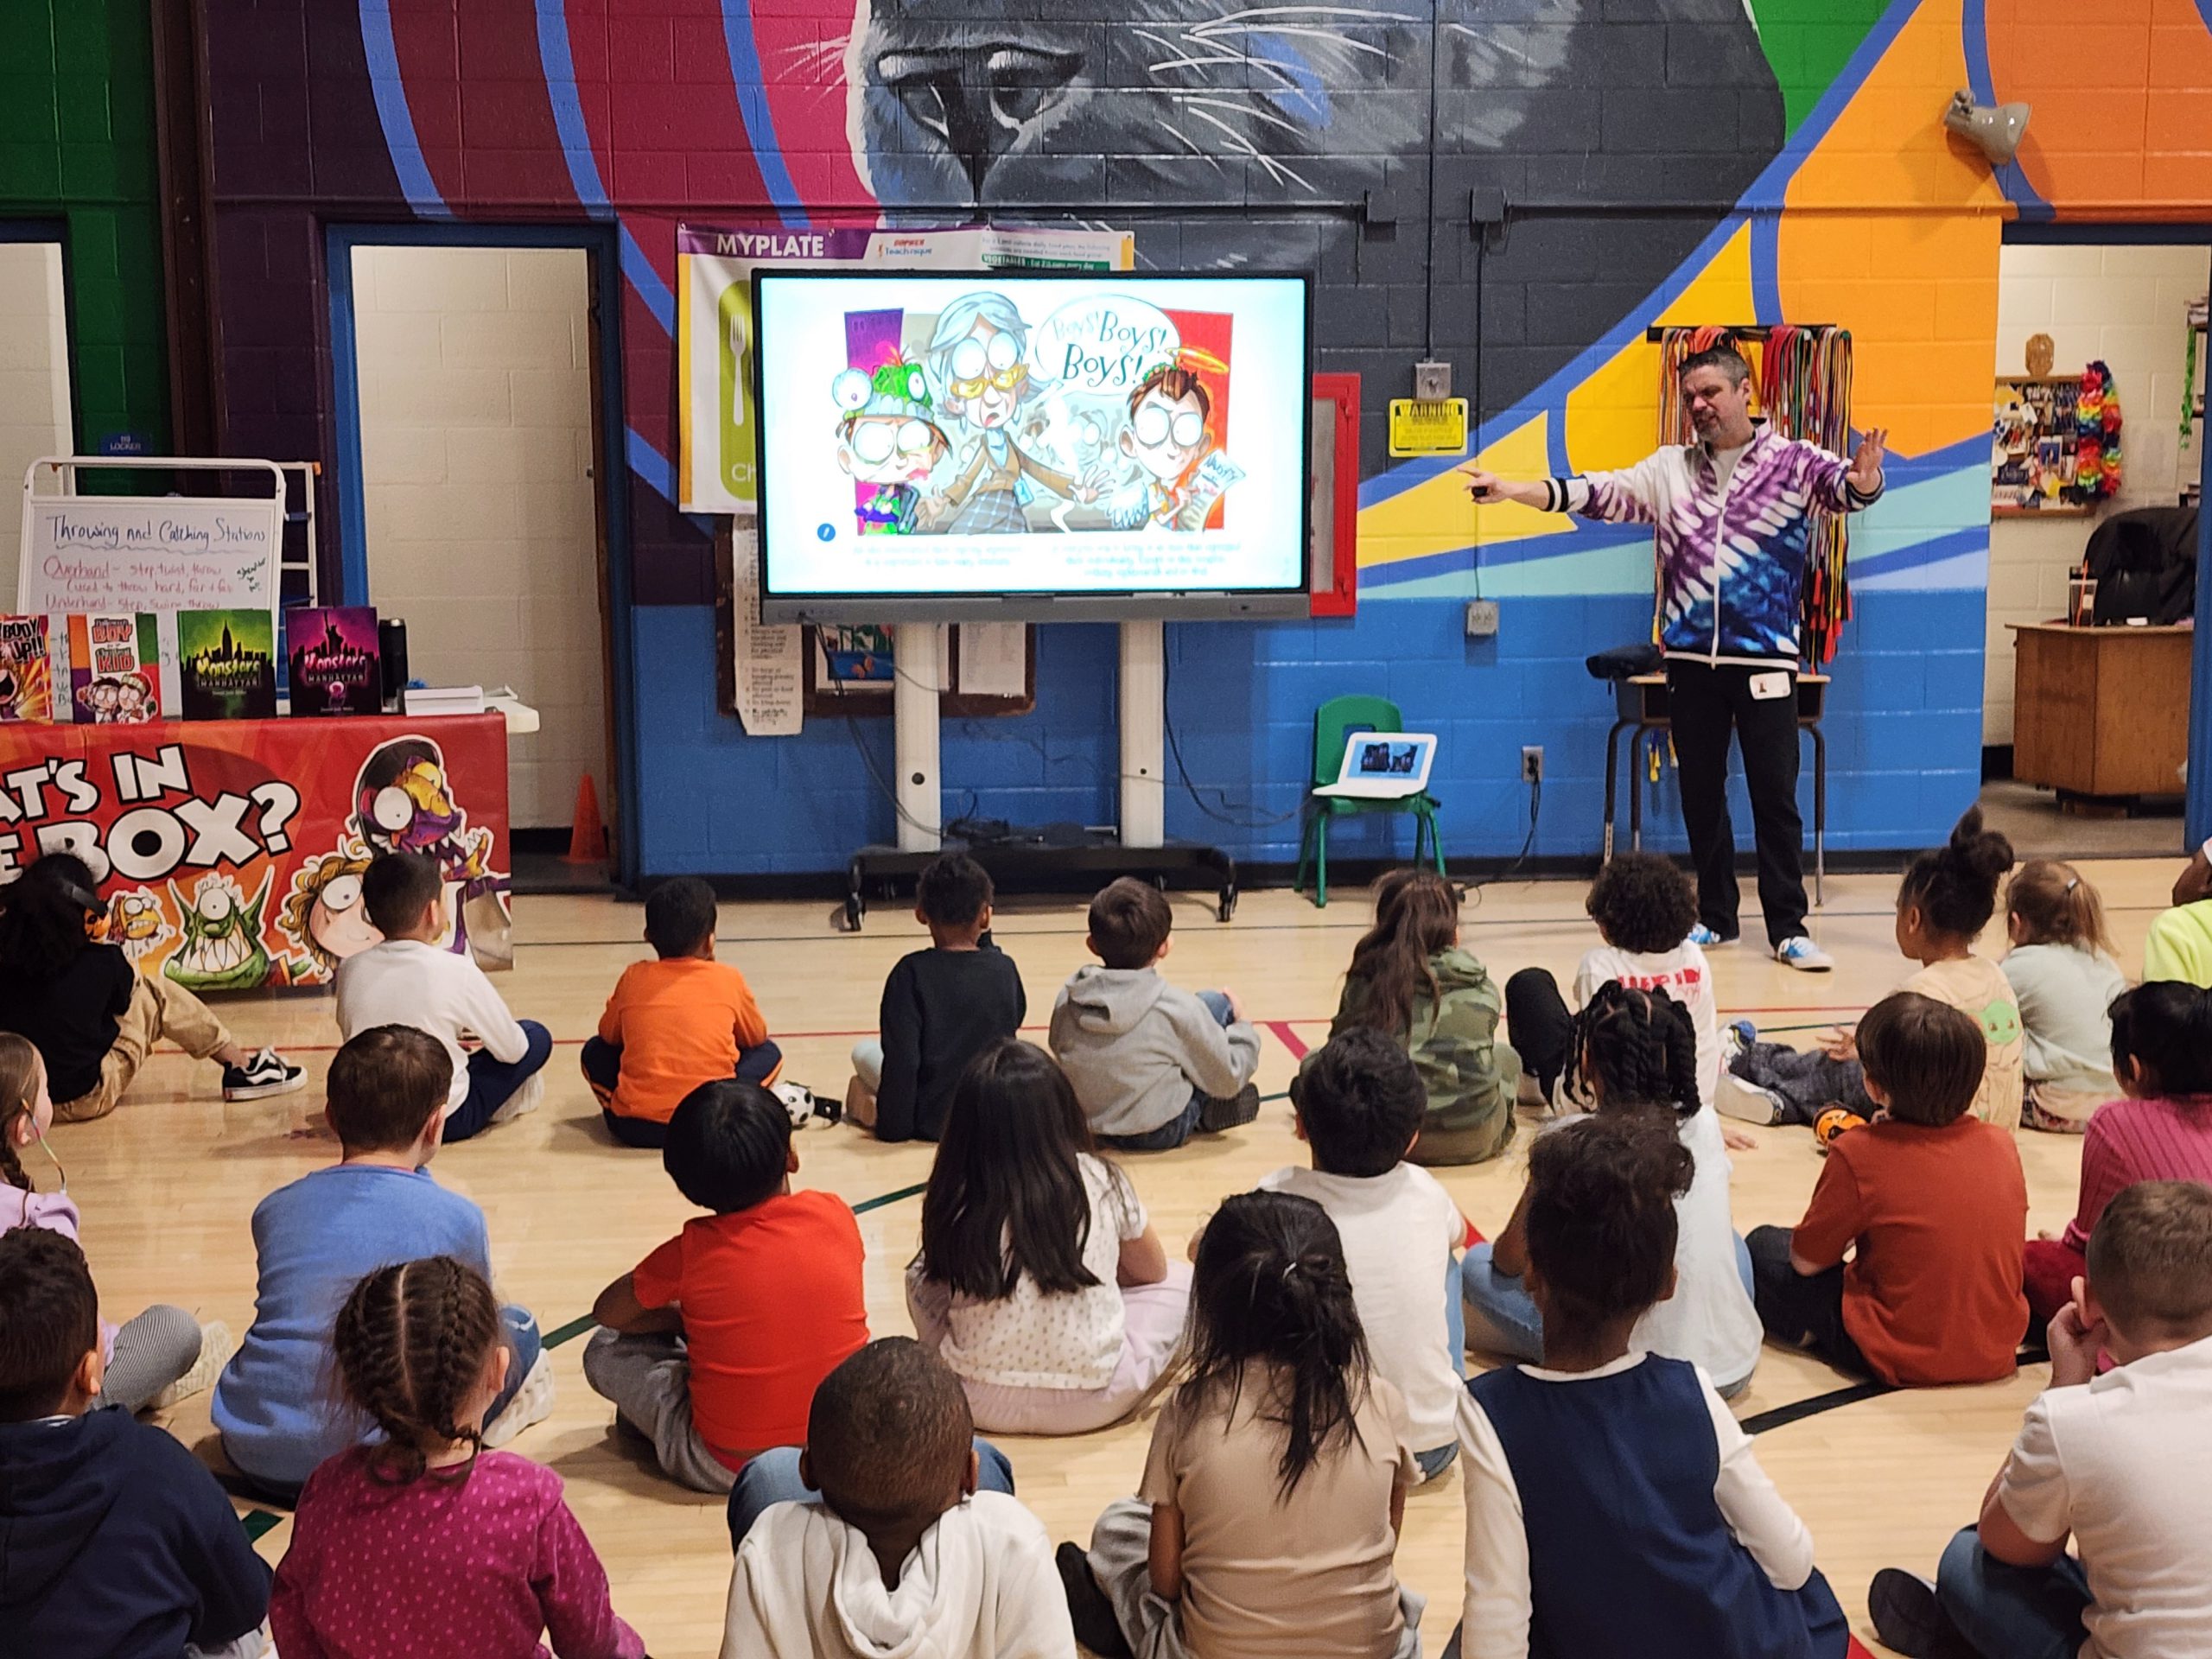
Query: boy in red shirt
583 1079 868 1492
582 877 781 1148
1746 991 2029 1385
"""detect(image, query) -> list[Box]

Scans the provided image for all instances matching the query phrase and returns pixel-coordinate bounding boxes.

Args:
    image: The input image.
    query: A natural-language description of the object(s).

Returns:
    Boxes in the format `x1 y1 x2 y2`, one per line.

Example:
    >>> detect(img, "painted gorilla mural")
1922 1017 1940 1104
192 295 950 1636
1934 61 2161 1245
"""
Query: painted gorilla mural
845 0 1783 466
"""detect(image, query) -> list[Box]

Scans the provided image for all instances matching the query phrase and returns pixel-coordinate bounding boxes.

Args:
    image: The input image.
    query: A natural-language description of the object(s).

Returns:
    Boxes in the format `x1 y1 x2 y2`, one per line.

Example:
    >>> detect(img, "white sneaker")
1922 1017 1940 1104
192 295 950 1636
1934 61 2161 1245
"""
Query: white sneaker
149 1320 234 1411
482 1349 556 1447
1716 1072 1785 1126
1774 936 1834 972
1688 924 1736 948
490 1071 546 1125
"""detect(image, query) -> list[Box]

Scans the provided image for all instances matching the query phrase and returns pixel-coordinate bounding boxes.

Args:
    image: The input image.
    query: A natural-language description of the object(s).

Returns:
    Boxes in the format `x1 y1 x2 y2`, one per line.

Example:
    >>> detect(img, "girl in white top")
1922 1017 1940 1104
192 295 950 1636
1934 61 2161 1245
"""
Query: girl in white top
907 1039 1190 1435
1463 982 1762 1395
1571 852 1720 1110
2003 859 2129 1133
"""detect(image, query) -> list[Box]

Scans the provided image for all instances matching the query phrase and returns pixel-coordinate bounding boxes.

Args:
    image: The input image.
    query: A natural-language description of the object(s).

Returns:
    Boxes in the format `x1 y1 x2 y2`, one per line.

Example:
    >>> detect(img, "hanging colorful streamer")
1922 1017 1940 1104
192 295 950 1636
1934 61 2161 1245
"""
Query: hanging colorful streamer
1654 324 1856 664
2070 359 2122 502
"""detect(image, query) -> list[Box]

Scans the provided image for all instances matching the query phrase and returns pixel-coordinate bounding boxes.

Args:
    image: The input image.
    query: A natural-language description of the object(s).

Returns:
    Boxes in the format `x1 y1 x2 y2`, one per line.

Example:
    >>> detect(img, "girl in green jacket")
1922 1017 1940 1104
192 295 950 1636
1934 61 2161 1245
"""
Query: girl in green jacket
1324 868 1522 1165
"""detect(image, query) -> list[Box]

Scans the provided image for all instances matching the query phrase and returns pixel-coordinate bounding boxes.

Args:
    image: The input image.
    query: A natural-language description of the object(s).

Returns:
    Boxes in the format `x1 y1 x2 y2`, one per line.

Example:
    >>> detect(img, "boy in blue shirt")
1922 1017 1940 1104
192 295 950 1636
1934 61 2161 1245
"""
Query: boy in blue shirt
212 1025 550 1499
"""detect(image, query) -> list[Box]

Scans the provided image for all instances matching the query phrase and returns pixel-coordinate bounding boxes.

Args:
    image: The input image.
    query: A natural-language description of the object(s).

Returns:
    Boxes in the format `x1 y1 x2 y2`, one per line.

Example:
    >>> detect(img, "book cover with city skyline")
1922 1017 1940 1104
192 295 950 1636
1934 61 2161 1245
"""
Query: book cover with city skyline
285 605 381 717
179 607 277 721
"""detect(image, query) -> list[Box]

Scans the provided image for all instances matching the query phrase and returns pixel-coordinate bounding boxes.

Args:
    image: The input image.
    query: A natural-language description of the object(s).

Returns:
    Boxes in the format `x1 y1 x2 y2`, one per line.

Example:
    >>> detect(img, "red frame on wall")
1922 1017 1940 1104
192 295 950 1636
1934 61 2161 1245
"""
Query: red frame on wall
1311 372 1360 617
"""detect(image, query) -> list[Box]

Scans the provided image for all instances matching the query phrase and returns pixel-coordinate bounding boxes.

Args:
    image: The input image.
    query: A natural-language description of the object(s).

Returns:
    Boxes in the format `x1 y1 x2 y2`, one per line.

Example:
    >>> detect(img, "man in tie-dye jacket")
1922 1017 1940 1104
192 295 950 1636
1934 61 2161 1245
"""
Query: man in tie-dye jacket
1461 345 1887 974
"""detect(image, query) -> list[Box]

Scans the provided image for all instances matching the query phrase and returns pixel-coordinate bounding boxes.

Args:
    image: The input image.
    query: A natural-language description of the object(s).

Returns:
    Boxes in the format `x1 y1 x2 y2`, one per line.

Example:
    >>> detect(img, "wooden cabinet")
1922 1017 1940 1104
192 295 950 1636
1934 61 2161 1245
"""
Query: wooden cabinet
2010 622 2192 798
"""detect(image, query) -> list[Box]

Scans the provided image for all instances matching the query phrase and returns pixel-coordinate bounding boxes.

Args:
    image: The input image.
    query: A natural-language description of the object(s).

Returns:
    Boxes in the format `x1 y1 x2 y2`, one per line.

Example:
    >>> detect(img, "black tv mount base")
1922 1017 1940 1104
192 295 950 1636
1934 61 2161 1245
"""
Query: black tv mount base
844 833 1237 930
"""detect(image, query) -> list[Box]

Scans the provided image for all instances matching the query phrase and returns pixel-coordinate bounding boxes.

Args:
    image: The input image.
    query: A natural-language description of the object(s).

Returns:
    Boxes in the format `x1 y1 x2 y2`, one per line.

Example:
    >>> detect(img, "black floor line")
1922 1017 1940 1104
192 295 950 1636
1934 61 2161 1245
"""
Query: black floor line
1739 1379 1897 1434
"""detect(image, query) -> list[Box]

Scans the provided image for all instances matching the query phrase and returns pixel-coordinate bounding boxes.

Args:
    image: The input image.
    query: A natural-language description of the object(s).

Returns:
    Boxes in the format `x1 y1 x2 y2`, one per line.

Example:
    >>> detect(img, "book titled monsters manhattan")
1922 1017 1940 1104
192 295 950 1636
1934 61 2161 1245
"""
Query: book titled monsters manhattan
67 613 160 725
286 606 382 716
178 608 277 721
0 616 54 721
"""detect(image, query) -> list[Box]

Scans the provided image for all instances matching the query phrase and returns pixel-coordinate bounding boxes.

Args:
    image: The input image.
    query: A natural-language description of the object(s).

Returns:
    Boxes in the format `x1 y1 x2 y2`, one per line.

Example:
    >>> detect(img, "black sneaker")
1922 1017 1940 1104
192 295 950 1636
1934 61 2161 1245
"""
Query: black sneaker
1198 1083 1262 1135
1869 1567 1974 1659
222 1047 305 1103
1056 1541 1132 1659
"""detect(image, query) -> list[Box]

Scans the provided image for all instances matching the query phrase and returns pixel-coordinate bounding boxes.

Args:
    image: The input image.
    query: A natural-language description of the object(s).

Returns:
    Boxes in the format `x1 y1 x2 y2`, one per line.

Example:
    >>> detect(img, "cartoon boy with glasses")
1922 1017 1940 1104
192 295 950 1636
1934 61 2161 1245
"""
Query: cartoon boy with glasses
832 357 951 536
1109 365 1218 531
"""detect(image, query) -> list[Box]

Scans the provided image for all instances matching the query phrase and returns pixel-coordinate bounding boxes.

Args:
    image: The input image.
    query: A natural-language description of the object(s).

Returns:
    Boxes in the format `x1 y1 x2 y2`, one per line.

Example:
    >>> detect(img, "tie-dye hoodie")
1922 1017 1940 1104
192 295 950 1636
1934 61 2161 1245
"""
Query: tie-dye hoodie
1548 423 1881 664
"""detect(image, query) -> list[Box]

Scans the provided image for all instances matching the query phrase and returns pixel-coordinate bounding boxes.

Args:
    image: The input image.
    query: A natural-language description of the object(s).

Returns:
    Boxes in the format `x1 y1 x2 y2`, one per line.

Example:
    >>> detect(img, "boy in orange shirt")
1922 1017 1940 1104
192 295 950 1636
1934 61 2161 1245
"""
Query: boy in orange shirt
582 877 780 1148
1745 991 2029 1387
583 1078 868 1493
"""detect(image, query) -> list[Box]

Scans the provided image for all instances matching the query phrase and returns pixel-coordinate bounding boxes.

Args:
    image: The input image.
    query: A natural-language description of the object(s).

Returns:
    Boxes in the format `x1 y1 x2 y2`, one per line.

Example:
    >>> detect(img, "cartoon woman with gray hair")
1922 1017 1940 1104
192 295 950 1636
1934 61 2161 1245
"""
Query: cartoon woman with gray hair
917 291 1089 532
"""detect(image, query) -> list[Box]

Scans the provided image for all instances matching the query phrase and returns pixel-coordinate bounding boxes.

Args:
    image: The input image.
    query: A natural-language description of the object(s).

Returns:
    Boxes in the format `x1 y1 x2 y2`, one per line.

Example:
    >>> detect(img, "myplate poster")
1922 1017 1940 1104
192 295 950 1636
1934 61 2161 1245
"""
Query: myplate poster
677 224 1134 514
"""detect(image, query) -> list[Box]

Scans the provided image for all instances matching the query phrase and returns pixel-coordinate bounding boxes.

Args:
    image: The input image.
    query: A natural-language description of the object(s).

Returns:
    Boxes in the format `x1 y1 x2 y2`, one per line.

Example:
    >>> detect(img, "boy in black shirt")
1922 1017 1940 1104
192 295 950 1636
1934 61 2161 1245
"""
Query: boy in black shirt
849 855 1027 1141
0 1228 271 1657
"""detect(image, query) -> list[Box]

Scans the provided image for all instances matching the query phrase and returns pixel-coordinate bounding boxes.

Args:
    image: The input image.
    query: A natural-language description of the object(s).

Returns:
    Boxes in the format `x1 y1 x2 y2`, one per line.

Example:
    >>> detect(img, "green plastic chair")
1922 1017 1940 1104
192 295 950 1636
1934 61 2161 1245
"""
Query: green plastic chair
1293 695 1445 907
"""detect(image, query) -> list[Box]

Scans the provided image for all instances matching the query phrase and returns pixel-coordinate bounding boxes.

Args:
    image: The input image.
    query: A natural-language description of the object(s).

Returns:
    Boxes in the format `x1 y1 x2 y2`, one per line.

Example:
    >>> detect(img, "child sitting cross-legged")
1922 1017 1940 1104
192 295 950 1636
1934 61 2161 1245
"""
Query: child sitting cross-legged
1452 1112 1849 1659
2 1032 229 1414
1267 1026 1478 1481
2023 982 2212 1329
1870 1180 2212 1659
1723 809 2022 1133
848 852 1027 1142
1052 877 1261 1151
1745 992 2029 1386
1058 1189 1426 1659
585 1078 868 1492
0 851 301 1117
335 850 552 1141
582 875 782 1149
0 1228 273 1659
214 1025 551 1502
1504 851 1719 1111
720 1338 1070 1658
2001 859 2127 1133
272 1255 644 1659
907 1040 1189 1434
1326 868 1519 1166
1462 983 1764 1396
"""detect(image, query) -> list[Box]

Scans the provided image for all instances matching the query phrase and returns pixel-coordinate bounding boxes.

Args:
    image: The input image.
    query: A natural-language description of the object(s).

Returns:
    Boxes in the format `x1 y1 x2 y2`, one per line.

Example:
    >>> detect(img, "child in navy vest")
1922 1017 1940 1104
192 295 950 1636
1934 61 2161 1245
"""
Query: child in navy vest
1451 1111 1849 1659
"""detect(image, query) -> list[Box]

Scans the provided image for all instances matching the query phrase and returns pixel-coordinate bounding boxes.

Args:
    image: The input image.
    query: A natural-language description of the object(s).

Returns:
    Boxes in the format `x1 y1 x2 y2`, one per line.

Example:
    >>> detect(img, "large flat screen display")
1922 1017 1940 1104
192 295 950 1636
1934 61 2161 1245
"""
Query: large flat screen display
753 271 1313 622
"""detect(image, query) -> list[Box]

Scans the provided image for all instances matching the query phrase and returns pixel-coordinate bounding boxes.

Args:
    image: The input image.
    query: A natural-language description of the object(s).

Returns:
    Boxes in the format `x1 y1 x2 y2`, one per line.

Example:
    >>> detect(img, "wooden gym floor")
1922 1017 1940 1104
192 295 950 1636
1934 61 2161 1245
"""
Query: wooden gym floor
76 859 2182 1657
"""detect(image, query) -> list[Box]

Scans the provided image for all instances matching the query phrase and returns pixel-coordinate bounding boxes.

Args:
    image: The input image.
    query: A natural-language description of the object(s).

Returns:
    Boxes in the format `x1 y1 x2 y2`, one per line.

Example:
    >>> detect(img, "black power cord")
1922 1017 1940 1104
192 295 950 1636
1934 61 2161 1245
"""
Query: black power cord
1464 778 1541 906
1160 648 1306 830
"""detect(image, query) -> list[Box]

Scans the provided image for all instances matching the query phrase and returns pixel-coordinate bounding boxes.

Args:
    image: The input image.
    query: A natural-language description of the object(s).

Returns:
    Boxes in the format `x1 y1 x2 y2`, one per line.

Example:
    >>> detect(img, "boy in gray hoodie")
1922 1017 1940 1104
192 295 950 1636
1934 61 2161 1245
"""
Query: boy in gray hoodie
1050 878 1262 1150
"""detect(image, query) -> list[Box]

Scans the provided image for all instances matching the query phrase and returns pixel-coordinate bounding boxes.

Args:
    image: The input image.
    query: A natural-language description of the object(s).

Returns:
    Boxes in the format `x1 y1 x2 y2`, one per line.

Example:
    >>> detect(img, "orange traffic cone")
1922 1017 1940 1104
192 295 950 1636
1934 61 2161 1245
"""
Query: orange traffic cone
563 773 608 863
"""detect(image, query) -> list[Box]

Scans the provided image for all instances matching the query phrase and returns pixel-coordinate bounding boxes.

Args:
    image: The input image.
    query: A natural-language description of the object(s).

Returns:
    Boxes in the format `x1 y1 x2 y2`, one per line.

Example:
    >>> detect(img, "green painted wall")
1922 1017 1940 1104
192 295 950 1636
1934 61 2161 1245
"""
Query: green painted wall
0 0 168 454
1751 0 1891 137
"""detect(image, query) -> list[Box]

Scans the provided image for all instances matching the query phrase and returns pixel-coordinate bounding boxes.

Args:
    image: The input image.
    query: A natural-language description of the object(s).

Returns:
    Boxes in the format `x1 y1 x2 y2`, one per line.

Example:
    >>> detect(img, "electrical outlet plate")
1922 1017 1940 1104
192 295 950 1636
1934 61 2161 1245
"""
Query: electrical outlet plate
1465 599 1499 638
1521 746 1544 783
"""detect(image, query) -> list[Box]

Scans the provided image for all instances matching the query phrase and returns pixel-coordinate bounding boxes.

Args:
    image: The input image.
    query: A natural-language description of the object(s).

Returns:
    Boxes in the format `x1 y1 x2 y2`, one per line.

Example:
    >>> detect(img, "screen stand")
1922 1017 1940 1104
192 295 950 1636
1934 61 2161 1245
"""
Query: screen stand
1119 620 1165 849
844 620 1235 931
893 624 944 853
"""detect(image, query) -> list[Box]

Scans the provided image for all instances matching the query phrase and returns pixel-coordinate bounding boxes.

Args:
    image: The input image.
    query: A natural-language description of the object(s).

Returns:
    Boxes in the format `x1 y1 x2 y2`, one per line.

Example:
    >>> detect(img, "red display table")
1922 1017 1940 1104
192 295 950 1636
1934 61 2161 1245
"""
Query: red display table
0 713 511 988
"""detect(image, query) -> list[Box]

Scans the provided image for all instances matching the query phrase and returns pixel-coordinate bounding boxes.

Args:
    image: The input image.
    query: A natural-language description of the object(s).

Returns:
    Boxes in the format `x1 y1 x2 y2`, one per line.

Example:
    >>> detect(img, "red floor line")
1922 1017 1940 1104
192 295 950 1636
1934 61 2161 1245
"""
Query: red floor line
1263 1020 1310 1058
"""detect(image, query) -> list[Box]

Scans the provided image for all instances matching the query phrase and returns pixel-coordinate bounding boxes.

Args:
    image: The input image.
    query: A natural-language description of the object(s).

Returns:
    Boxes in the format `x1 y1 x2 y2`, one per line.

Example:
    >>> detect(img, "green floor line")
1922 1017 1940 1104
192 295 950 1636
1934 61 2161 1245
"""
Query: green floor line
543 1313 598 1350
242 1509 283 1541
853 1180 928 1215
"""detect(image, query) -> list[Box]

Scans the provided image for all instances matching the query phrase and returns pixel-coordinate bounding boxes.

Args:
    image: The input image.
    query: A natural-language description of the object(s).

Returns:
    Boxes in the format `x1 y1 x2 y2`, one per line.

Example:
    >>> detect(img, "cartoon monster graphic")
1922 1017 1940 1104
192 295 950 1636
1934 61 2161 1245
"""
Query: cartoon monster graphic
276 847 383 980
350 736 510 962
833 356 951 535
162 871 274 992
846 0 1783 474
105 889 172 964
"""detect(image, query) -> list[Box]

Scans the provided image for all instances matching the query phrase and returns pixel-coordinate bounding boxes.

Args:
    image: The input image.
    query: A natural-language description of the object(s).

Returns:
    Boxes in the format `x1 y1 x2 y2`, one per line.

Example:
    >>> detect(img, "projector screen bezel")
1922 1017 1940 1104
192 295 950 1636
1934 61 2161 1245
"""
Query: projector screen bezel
750 268 1317 626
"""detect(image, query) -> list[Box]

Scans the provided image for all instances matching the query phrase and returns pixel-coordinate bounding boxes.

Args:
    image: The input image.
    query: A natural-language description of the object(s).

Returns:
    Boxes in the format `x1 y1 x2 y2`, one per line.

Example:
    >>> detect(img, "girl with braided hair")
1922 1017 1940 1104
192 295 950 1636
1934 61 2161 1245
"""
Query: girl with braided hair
1460 982 1764 1397
1062 1190 1424 1659
270 1255 644 1659
0 1033 226 1414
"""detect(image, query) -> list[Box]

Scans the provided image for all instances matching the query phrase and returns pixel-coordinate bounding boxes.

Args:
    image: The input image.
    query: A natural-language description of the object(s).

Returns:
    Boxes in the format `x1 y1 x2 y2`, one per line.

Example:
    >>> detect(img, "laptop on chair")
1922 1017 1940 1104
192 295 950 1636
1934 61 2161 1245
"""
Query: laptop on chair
1313 732 1438 799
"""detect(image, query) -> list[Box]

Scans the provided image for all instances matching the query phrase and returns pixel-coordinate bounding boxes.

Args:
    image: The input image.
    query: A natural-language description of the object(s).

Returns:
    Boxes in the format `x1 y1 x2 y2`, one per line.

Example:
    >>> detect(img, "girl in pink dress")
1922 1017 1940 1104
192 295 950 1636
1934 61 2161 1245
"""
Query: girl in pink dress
271 1255 644 1659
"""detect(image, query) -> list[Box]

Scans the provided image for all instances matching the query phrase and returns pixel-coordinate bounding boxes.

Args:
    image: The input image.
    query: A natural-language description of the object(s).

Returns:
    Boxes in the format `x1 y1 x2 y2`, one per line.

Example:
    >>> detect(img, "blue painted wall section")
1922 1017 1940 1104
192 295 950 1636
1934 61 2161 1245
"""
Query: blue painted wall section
631 586 1984 875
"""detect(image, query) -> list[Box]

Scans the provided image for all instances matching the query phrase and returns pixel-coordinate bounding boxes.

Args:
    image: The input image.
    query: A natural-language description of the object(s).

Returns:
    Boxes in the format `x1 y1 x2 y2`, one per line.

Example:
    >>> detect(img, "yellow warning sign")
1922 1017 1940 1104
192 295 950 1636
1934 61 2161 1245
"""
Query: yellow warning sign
1388 397 1469 457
